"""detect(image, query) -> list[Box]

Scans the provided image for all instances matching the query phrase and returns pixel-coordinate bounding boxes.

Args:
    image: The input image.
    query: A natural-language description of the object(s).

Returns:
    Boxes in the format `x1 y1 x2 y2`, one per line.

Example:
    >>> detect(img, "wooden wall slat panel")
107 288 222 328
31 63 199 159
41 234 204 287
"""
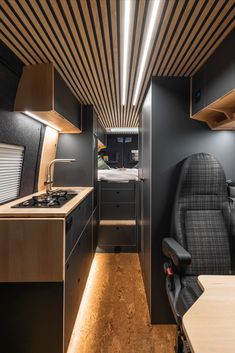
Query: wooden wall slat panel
0 0 234 128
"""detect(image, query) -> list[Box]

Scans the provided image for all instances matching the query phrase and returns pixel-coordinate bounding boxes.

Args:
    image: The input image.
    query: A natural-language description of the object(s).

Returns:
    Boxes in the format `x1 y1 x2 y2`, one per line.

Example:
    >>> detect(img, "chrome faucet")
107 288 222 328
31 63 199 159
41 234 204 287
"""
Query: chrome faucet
44 159 76 193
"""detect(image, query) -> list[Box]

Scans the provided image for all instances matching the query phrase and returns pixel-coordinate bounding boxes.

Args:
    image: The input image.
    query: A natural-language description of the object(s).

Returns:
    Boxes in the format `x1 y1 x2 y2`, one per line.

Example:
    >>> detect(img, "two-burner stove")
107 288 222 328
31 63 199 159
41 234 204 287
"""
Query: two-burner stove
12 190 76 208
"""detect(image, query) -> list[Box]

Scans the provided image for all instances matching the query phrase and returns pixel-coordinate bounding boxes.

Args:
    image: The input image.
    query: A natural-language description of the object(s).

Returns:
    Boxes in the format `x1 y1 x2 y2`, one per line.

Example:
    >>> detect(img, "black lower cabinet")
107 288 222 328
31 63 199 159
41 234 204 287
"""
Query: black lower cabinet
65 217 93 351
98 181 138 252
0 193 95 353
0 283 63 353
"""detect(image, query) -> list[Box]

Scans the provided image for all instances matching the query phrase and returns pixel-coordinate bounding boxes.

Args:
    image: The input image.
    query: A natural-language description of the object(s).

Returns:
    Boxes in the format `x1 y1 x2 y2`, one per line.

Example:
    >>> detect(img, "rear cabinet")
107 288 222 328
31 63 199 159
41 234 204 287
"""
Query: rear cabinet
101 203 135 220
98 181 137 252
98 224 136 246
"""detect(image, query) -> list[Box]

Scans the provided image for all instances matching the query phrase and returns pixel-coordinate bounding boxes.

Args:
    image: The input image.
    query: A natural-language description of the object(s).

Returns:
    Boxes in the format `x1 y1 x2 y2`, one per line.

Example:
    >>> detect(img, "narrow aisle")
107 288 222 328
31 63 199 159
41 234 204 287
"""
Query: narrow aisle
67 254 176 353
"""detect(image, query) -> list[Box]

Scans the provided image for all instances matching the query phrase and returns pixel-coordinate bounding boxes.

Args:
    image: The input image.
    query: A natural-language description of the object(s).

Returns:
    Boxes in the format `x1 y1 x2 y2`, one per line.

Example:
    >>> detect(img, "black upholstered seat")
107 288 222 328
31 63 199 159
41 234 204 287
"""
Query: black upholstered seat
162 153 233 327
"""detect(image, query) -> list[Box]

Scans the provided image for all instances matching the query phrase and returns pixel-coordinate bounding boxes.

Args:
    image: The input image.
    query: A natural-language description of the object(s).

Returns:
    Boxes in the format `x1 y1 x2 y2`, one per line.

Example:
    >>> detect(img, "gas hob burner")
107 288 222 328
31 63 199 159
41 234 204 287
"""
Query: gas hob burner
12 191 76 208
50 190 68 198
32 194 60 206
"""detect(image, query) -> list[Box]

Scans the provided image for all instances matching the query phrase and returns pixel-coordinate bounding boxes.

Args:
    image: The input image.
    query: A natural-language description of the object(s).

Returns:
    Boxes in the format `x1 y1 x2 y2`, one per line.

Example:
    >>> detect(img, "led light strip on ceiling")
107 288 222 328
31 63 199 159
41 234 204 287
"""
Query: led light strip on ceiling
133 0 160 106
122 0 131 106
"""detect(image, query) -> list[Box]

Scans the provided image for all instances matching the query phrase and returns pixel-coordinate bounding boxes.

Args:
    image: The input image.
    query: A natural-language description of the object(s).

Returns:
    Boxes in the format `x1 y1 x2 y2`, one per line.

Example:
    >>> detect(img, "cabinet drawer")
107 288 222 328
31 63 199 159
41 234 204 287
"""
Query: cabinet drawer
98 225 136 246
102 189 135 203
100 181 135 190
101 203 135 220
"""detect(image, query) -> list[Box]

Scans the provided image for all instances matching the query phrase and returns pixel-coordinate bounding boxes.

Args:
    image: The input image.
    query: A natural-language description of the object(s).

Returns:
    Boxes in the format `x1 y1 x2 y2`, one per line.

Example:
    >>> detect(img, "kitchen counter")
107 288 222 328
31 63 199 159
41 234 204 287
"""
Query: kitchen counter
0 186 95 353
0 186 93 218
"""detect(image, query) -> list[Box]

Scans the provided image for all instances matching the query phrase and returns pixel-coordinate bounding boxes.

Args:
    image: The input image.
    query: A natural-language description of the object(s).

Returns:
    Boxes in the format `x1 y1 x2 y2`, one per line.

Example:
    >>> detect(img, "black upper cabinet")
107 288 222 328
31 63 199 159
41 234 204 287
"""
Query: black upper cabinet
191 30 235 116
14 63 82 133
93 110 106 145
54 70 82 131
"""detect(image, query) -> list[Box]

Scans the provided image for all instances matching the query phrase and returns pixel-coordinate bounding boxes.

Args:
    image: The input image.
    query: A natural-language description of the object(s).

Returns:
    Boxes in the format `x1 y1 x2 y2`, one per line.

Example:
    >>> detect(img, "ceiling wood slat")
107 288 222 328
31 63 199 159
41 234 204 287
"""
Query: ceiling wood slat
0 0 234 128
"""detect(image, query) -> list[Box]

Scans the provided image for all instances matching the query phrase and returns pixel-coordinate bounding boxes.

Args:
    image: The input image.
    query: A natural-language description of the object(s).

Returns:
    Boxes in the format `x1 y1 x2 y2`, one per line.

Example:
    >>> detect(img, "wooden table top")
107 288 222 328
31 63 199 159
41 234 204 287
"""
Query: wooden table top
183 275 235 353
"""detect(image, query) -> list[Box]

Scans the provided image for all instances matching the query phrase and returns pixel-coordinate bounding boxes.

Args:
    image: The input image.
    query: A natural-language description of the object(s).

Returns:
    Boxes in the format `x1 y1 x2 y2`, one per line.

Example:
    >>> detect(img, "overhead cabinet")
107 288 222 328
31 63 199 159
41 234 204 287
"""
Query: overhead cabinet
14 63 82 133
93 110 107 147
190 30 235 130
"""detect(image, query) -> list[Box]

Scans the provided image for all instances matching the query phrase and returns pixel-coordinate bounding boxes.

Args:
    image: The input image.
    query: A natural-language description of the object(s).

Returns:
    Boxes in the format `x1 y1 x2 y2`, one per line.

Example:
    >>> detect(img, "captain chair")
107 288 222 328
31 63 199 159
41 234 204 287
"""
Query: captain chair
162 153 234 352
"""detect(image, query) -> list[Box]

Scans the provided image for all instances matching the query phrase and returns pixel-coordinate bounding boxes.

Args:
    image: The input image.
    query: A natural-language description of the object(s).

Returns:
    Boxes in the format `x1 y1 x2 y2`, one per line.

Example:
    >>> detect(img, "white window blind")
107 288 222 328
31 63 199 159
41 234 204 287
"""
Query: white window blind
0 143 24 204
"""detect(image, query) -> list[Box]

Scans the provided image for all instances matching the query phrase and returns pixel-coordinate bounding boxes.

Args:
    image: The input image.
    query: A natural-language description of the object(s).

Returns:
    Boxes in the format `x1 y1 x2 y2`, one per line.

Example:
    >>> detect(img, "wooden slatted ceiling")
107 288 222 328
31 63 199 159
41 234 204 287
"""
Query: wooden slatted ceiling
0 0 234 128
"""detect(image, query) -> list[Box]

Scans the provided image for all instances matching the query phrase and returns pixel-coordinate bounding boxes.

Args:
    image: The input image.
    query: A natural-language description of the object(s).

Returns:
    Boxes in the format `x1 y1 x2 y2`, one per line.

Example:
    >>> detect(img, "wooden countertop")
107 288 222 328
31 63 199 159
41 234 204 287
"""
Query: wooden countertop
183 275 235 353
0 187 93 218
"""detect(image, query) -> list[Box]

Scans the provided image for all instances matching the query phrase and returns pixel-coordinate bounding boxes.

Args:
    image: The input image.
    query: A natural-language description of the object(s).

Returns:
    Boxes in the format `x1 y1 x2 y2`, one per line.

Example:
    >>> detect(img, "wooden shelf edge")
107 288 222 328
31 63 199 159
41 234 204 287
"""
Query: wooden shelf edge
191 89 235 130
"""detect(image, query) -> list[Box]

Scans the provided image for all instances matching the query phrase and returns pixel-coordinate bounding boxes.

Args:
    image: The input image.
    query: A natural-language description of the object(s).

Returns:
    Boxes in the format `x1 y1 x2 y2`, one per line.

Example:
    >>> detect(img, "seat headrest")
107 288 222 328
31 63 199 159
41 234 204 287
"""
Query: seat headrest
178 153 227 197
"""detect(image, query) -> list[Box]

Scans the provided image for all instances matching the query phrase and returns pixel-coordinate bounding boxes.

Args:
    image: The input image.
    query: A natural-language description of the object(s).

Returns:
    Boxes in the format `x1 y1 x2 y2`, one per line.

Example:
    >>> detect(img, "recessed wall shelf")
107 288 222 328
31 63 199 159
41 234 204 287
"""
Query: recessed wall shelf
191 90 235 130
14 63 82 133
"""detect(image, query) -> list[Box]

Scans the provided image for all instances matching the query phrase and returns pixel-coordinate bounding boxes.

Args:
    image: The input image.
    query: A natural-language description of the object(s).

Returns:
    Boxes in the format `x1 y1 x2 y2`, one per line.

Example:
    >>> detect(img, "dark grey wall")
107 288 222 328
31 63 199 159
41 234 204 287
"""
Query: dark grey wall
0 42 45 198
192 29 235 114
54 105 96 187
150 77 235 323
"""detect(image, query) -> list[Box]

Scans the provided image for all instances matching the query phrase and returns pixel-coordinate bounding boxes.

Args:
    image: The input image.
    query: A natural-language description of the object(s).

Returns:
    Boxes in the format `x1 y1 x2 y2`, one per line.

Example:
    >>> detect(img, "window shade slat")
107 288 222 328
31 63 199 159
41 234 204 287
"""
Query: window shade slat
0 143 24 204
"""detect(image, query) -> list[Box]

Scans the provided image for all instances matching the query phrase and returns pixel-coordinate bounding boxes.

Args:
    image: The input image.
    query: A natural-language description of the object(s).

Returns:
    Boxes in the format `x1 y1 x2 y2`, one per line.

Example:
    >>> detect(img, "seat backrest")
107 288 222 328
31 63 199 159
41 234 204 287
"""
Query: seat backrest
171 153 232 275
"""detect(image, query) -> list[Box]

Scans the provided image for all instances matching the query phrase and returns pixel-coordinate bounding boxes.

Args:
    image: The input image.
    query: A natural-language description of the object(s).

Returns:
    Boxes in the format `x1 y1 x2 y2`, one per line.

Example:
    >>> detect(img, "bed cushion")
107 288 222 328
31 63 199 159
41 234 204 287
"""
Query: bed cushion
98 155 110 170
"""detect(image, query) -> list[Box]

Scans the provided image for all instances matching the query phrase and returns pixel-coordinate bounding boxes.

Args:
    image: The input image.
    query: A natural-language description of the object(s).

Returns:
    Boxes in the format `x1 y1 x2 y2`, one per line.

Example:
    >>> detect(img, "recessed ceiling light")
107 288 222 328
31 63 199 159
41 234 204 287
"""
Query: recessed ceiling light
133 0 160 106
24 111 61 132
106 127 138 134
122 0 131 106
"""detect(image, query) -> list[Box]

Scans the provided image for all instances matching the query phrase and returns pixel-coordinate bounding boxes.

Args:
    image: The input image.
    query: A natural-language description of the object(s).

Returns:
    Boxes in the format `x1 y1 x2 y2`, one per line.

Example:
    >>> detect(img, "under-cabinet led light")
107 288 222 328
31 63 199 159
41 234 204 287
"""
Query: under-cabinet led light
24 111 61 132
133 0 160 106
122 0 131 106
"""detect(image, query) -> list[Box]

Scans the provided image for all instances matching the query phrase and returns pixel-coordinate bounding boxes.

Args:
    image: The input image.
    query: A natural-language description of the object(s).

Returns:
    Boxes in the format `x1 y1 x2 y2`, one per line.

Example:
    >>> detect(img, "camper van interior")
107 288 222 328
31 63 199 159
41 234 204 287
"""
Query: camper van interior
0 1 235 352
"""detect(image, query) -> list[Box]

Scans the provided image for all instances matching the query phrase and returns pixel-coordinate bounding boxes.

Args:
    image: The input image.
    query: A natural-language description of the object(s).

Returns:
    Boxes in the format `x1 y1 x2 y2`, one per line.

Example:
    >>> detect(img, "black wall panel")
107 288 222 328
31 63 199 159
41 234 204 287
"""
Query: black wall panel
0 43 45 198
141 77 235 324
54 105 96 188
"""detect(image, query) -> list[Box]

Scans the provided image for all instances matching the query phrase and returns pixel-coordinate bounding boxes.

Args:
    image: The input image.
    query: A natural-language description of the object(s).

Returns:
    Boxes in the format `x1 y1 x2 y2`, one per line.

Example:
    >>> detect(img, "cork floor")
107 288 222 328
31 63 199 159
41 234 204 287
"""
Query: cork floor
67 253 177 353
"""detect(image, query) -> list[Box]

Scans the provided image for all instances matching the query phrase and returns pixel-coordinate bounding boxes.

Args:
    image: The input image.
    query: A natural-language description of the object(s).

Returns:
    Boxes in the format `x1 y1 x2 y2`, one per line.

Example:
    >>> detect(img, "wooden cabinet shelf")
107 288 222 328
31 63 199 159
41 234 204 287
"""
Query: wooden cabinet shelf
14 63 82 133
191 90 235 130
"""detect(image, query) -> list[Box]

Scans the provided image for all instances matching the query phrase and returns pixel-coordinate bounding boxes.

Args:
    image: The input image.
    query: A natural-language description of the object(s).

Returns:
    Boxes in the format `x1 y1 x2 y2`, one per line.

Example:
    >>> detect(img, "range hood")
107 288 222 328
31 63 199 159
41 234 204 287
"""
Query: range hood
14 63 82 133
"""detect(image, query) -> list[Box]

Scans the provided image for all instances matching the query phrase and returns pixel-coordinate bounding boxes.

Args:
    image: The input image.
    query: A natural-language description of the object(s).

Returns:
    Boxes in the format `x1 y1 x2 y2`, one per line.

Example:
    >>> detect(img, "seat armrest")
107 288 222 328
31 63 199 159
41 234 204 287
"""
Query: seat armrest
162 238 191 267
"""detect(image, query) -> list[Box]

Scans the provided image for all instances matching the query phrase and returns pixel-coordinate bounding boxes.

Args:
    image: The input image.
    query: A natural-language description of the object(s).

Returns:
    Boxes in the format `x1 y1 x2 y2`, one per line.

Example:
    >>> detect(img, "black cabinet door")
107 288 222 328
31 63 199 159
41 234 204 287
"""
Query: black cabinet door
64 239 83 352
65 193 93 260
54 70 82 130
97 122 106 145
64 218 93 351
93 109 98 137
